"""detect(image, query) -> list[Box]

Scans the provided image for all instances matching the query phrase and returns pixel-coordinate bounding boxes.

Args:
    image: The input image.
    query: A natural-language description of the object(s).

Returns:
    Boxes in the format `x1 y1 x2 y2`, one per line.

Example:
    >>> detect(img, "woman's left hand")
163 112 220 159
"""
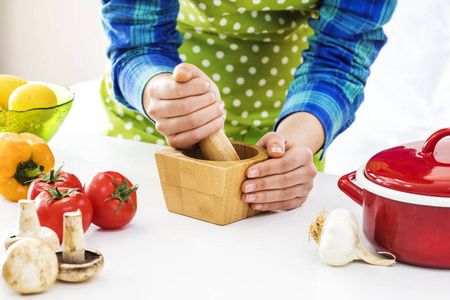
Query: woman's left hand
241 132 317 211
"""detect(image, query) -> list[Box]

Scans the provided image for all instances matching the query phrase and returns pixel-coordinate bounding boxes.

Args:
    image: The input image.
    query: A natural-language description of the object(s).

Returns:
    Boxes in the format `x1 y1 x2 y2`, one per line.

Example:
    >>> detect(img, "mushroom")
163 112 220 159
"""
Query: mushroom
4 199 59 251
56 210 104 282
2 238 59 294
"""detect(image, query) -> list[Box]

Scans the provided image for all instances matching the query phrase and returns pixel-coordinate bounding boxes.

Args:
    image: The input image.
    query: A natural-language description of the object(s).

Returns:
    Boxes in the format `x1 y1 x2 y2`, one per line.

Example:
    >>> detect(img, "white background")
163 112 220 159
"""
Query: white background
1 0 450 175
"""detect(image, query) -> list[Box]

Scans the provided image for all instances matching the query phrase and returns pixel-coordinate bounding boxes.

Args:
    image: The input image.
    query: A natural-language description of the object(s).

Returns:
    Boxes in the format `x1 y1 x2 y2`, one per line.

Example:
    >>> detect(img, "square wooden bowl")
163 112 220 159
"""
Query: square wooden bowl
155 140 269 225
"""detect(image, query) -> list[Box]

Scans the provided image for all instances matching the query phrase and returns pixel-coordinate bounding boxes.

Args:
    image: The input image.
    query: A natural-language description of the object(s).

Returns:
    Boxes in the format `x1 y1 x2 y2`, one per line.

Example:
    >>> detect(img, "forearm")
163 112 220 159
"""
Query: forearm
275 0 397 154
275 112 325 155
101 0 182 117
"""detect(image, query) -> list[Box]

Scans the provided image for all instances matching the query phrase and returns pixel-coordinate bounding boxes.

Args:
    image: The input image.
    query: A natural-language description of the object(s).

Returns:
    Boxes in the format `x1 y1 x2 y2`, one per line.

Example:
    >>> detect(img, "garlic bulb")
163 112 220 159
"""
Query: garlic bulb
309 208 395 267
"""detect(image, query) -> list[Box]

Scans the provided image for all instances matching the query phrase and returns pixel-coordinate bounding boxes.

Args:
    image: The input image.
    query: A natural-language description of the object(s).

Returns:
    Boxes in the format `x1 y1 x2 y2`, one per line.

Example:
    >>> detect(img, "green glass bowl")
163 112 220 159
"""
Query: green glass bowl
0 81 74 142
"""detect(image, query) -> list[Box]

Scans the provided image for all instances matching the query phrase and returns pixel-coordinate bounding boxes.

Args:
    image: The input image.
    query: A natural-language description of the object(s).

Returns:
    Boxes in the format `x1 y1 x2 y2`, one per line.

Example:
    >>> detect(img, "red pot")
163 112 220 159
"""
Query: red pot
338 128 450 268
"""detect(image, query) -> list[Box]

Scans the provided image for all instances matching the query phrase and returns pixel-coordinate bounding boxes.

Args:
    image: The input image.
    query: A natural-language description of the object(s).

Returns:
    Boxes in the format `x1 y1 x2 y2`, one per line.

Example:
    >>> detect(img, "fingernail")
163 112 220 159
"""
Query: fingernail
271 144 283 154
245 194 256 203
253 204 262 210
245 182 255 193
248 169 259 178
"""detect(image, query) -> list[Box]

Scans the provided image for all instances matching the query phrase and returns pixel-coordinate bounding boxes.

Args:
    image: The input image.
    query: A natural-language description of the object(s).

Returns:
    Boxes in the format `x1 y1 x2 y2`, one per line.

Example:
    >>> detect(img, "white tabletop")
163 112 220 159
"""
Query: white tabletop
1 131 449 299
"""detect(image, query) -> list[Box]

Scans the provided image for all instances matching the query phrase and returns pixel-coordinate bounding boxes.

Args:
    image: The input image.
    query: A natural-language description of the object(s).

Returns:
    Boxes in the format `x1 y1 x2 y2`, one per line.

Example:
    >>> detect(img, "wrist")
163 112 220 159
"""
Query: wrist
275 112 325 154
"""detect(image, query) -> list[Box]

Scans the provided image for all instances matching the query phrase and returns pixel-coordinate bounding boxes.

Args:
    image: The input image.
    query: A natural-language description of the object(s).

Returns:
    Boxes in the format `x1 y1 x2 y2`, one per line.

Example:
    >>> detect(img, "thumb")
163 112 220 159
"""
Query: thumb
173 63 207 83
257 132 286 158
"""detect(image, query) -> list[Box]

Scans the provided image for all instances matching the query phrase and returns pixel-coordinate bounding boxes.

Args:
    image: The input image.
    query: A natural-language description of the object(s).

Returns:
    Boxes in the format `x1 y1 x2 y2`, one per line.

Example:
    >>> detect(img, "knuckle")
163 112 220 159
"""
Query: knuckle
189 130 203 144
185 113 201 128
166 137 177 148
278 173 290 187
178 100 191 114
281 187 294 199
147 102 158 118
154 122 165 134
258 178 267 190
147 83 158 97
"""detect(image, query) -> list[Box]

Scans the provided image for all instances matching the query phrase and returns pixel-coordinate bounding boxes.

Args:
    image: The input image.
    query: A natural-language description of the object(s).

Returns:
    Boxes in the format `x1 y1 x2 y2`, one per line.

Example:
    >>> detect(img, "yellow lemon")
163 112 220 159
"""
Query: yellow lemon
9 83 58 111
0 103 4 110
0 75 27 109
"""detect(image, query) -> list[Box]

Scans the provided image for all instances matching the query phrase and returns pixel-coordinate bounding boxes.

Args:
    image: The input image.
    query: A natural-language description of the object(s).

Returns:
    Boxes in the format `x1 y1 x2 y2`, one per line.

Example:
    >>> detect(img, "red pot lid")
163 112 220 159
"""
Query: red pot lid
365 128 450 197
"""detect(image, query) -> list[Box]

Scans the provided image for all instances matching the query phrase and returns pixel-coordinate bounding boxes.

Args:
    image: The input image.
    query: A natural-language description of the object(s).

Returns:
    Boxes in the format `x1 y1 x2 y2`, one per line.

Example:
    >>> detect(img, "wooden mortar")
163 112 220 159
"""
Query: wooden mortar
155 130 268 225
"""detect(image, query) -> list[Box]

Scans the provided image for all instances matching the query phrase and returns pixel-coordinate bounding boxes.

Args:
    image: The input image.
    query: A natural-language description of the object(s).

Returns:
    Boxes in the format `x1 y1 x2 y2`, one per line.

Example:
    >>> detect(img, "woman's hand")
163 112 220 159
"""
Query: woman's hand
241 132 318 211
143 63 225 149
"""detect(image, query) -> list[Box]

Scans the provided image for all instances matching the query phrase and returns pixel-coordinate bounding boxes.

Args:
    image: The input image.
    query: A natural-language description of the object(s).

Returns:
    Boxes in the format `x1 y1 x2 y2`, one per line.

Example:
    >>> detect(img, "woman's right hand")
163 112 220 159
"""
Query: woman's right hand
143 63 225 149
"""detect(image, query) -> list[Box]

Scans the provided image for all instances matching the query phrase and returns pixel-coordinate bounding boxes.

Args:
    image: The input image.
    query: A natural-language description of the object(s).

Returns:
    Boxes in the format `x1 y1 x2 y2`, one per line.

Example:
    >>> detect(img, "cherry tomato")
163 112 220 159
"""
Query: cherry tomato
35 187 93 243
83 171 138 229
28 165 82 200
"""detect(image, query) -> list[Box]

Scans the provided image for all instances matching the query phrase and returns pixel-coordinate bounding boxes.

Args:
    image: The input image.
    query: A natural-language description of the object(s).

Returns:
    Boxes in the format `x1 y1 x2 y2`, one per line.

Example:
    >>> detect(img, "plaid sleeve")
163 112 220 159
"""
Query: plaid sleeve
275 0 397 156
101 0 182 118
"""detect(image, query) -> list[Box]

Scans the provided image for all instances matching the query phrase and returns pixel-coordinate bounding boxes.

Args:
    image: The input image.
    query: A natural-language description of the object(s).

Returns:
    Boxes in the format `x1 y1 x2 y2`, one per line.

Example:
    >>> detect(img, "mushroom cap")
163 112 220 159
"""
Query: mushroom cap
4 226 60 252
2 238 58 294
56 249 104 282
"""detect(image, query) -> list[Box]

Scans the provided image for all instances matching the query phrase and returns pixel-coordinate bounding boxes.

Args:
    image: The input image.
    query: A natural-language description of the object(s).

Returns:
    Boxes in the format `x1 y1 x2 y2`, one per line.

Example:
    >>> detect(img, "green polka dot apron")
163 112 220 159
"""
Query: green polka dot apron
100 0 324 171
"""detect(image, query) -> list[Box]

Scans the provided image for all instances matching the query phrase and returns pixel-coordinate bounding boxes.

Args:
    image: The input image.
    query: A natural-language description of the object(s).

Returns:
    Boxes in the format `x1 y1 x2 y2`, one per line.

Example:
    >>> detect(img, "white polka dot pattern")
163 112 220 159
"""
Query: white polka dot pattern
101 0 319 145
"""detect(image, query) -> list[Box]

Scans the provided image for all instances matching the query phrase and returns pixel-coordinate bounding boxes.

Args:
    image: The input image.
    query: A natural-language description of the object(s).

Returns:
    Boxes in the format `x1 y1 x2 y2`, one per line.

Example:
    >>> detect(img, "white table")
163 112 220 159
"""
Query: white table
1 132 449 299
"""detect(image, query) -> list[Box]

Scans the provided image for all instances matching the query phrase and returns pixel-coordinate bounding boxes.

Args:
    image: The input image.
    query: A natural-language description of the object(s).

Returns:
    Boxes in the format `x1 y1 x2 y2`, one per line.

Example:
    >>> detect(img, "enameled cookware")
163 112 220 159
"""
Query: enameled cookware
338 128 450 268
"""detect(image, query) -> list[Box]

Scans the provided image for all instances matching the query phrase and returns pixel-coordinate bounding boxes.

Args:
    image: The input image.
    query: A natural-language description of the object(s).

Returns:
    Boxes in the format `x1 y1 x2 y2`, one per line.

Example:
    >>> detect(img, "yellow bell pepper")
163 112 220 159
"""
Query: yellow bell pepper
0 132 55 201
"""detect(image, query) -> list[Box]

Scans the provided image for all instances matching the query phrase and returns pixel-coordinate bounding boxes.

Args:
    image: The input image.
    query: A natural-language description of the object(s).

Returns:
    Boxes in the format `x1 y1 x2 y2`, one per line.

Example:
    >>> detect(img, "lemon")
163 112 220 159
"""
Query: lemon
9 83 58 111
0 75 27 109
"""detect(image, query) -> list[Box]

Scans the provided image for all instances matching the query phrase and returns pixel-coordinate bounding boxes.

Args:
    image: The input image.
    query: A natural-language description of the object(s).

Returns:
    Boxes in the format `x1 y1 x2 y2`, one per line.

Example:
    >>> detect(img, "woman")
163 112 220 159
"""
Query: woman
100 0 397 211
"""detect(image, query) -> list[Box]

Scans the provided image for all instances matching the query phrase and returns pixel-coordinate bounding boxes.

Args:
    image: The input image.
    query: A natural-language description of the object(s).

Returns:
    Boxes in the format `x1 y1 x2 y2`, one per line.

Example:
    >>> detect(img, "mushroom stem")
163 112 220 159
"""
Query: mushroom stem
4 200 59 251
62 210 85 264
57 211 104 282
18 200 41 235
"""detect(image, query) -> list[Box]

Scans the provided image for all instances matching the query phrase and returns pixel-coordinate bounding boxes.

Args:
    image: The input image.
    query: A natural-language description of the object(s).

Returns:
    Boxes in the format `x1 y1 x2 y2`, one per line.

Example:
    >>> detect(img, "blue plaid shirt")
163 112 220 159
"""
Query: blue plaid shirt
101 0 397 153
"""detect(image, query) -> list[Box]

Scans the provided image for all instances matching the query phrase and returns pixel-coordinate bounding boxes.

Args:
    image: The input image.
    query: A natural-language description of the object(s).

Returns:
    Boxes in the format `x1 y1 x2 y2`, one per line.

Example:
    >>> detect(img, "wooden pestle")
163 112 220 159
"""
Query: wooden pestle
198 130 240 161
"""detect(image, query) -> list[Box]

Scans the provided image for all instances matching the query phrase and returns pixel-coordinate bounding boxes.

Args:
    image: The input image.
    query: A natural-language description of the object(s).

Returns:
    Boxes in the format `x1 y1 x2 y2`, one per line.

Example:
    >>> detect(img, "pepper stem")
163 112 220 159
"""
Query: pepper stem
14 160 44 186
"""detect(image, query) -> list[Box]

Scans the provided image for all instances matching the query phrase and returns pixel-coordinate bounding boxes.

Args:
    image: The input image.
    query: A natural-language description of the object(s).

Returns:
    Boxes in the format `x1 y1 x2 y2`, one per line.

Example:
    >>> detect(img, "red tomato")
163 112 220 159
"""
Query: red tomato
35 187 93 243
83 171 138 229
28 165 82 200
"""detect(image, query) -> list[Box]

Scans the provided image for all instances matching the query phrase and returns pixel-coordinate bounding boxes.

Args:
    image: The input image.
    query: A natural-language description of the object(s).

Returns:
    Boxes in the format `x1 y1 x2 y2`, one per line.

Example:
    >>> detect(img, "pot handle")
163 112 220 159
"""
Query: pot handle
337 171 363 206
422 128 450 154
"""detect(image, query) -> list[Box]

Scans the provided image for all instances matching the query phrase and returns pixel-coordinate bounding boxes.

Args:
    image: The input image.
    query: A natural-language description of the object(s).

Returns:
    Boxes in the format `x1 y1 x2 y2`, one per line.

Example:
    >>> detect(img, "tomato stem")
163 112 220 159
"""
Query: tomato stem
37 164 66 184
104 174 138 217
45 187 80 203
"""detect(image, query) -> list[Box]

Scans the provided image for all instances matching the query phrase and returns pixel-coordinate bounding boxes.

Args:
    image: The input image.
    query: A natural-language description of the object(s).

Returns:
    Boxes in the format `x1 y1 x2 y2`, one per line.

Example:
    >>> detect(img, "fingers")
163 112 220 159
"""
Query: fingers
148 90 217 118
241 167 315 211
156 100 225 137
243 167 312 192
249 197 308 211
241 132 318 212
149 76 211 100
173 63 209 83
166 115 226 149
242 180 314 205
246 143 314 178
256 131 285 158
